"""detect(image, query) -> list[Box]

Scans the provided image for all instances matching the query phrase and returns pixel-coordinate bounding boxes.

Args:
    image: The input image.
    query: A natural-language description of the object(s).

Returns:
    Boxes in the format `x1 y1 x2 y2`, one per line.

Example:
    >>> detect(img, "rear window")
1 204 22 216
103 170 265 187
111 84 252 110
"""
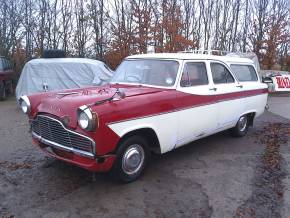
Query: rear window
230 64 258 82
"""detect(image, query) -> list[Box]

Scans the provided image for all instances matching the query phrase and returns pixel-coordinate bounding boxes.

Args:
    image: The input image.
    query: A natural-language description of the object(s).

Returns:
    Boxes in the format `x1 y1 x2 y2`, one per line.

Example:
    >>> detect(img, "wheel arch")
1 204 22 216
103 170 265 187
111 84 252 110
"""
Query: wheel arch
116 127 161 154
240 111 256 126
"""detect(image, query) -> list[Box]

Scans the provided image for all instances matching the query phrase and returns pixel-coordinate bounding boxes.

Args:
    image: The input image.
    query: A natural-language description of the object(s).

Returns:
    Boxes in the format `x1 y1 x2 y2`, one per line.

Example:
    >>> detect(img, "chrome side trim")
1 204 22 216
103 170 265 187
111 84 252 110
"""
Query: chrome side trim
32 131 95 159
33 114 96 158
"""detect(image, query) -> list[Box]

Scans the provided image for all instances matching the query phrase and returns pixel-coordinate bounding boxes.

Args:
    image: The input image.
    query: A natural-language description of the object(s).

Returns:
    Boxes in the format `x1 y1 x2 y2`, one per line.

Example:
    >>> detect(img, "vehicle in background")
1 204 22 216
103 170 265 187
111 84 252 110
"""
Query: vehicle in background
260 70 290 92
19 52 268 182
0 57 14 101
16 58 113 100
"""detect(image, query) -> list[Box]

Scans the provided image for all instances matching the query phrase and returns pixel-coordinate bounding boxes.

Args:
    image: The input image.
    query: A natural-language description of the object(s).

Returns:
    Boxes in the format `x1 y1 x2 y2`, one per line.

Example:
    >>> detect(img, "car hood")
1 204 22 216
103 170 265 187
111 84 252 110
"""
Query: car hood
34 84 165 127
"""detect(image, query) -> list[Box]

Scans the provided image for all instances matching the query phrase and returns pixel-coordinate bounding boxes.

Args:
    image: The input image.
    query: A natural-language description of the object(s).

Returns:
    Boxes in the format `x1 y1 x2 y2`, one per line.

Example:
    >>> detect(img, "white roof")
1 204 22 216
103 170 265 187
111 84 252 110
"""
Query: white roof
126 53 254 64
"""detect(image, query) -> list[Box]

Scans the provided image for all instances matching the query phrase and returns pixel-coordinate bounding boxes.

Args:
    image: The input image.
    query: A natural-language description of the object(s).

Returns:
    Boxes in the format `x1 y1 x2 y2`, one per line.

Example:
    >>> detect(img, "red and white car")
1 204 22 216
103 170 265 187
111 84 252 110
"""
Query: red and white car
20 53 268 182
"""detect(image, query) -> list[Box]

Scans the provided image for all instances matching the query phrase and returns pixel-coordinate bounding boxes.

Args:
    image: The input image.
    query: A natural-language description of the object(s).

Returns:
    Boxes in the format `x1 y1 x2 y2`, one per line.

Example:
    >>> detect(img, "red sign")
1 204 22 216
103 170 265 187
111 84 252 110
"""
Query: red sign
273 76 290 91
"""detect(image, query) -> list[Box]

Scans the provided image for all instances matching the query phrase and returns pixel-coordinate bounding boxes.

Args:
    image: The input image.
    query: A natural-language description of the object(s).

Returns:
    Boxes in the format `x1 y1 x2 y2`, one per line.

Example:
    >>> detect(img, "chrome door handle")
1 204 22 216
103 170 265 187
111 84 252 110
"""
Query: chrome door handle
236 85 243 88
209 87 217 91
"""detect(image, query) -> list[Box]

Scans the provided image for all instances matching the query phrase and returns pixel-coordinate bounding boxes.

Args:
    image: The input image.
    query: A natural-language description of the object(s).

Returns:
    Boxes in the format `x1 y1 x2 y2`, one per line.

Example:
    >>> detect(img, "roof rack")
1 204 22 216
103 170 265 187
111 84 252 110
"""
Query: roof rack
178 49 232 56
179 49 258 57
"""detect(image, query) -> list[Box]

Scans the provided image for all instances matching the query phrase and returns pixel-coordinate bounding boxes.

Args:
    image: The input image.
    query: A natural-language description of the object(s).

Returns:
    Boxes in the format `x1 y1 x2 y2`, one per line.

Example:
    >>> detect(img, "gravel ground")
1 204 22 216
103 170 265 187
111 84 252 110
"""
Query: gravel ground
0 95 289 218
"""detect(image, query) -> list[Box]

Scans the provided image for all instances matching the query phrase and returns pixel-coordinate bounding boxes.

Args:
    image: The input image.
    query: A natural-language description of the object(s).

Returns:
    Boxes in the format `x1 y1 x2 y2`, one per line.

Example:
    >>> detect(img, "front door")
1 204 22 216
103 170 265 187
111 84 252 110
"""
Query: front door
176 61 218 147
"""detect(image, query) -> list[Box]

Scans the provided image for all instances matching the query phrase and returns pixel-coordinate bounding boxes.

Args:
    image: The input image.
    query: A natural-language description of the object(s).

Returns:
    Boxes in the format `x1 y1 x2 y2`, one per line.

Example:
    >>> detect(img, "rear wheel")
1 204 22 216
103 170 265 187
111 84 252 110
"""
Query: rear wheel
111 135 150 183
0 81 6 101
231 115 249 137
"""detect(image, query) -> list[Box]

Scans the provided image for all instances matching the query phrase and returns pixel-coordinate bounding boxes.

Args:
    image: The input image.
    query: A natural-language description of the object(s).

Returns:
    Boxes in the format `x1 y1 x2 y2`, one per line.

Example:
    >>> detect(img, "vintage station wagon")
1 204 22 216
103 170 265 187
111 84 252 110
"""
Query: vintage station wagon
20 53 268 182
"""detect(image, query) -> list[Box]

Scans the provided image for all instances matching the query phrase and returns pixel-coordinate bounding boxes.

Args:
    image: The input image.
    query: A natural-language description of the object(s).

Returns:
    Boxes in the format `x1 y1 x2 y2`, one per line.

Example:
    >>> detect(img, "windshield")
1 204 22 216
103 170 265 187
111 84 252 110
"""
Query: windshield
110 59 179 87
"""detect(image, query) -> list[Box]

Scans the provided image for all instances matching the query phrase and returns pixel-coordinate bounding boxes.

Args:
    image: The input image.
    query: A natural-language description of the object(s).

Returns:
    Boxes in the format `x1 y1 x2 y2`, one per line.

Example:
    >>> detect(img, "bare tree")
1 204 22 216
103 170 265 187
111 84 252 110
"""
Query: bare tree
0 0 289 71
60 0 73 54
74 0 91 57
89 0 107 60
0 0 23 56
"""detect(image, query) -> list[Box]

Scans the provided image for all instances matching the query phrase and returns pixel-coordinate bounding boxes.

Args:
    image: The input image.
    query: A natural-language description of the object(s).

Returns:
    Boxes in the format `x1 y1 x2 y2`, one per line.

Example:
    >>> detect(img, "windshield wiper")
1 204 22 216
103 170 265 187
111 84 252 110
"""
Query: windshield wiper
88 88 126 107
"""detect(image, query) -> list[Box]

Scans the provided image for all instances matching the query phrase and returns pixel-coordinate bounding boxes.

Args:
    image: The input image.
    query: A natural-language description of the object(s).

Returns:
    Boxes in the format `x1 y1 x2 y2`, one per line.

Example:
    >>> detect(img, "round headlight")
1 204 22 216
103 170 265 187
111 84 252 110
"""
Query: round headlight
19 96 31 114
78 111 90 130
77 105 98 131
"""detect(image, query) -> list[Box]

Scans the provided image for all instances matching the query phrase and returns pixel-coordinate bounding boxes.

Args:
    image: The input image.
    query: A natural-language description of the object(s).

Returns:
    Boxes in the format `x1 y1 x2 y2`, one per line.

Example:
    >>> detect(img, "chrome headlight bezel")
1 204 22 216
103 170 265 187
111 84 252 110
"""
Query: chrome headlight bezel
77 105 98 131
19 95 31 114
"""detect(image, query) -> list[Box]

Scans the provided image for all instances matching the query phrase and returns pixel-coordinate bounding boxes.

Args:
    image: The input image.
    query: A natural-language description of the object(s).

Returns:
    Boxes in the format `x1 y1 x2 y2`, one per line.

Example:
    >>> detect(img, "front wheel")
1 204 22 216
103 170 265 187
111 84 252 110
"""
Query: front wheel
111 135 150 183
231 115 249 137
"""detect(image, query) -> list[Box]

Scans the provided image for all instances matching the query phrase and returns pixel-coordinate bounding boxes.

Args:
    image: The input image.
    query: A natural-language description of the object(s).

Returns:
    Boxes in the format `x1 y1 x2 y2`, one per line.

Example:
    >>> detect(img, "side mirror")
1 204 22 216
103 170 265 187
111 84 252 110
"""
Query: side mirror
262 76 273 84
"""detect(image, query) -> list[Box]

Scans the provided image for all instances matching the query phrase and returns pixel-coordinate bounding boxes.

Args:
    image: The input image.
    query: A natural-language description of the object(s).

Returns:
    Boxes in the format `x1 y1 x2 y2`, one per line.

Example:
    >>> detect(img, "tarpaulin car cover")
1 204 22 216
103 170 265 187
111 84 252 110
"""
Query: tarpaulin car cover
16 58 113 99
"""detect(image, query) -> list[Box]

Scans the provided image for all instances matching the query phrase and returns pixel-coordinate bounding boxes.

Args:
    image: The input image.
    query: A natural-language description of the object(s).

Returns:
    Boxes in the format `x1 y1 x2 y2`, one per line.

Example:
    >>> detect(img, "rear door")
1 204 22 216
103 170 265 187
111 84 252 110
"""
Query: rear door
176 61 218 147
209 61 245 129
230 63 268 116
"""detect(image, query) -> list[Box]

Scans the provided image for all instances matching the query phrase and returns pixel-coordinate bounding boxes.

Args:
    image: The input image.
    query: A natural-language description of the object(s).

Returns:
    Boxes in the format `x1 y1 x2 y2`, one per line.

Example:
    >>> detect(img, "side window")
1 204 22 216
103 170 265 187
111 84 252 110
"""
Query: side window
0 59 3 71
3 59 8 70
180 62 208 87
7 60 12 70
3 59 11 70
210 62 235 84
230 64 258 82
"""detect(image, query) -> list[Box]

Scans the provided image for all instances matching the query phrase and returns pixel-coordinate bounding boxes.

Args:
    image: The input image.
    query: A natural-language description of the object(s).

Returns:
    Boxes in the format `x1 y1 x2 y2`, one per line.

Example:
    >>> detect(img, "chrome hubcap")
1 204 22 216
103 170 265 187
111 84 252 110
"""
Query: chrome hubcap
238 116 247 132
122 144 145 175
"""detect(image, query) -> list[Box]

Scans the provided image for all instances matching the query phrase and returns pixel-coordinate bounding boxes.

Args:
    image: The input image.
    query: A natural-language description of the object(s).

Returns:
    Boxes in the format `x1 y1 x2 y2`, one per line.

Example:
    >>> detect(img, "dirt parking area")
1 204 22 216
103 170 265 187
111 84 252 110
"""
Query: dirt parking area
0 95 289 218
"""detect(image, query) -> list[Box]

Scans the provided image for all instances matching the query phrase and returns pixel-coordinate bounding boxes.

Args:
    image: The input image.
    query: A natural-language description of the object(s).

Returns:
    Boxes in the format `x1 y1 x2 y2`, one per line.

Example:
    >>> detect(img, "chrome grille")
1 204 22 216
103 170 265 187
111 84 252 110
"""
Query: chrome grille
31 115 95 156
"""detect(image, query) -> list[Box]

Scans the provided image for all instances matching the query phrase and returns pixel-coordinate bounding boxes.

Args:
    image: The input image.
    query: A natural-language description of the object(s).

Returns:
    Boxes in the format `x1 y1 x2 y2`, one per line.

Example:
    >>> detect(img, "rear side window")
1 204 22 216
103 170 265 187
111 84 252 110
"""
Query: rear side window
0 58 11 70
180 62 208 87
230 64 258 82
6 59 12 70
3 59 8 70
210 63 235 84
0 59 4 71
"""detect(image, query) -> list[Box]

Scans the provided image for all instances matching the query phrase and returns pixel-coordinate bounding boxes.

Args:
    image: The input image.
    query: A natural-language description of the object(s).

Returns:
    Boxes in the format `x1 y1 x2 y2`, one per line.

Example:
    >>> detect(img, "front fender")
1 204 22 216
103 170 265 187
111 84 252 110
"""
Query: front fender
107 112 178 154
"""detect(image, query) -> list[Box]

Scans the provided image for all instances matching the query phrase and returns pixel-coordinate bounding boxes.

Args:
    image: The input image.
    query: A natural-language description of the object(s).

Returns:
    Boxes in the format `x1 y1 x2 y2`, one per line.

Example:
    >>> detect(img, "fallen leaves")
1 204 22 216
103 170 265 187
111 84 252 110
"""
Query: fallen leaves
235 122 290 218
260 123 289 170
0 161 32 171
